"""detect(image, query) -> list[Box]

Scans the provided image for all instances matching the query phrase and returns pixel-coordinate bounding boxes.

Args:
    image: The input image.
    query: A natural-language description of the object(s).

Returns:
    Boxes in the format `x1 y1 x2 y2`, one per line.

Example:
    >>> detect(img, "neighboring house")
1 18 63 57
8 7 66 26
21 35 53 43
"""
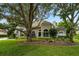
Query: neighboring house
0 29 7 36
56 27 66 37
15 20 54 38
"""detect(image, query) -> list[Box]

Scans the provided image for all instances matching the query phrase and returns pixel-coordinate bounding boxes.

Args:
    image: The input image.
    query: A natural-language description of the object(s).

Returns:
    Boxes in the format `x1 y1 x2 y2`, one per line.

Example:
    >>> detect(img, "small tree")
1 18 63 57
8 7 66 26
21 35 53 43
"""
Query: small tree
53 4 79 42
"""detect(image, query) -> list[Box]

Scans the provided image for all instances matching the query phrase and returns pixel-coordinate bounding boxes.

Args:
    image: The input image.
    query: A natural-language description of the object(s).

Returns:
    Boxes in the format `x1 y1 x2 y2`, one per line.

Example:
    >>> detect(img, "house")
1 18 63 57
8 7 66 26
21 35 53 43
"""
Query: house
15 20 67 38
0 29 7 36
15 20 54 38
31 20 53 38
56 27 66 37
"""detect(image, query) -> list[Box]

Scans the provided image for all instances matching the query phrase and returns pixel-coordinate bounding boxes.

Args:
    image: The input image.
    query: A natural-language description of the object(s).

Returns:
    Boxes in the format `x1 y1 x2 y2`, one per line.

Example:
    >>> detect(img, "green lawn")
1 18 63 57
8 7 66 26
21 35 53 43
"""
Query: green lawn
0 39 79 56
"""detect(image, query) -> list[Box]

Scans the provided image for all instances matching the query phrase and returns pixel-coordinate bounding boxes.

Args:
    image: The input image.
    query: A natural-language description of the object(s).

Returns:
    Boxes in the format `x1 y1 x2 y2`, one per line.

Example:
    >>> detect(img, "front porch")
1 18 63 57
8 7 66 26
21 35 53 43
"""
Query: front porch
32 29 50 38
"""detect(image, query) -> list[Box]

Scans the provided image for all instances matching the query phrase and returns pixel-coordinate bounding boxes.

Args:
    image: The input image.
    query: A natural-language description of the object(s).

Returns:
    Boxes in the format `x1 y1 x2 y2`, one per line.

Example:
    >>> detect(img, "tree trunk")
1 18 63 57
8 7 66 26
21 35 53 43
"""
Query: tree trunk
69 33 74 43
25 29 32 42
27 34 32 42
69 28 74 43
26 3 34 42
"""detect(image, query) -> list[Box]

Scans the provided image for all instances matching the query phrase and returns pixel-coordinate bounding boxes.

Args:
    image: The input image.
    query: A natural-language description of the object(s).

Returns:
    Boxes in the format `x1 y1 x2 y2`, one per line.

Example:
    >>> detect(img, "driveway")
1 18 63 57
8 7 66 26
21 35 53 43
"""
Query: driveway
0 37 8 40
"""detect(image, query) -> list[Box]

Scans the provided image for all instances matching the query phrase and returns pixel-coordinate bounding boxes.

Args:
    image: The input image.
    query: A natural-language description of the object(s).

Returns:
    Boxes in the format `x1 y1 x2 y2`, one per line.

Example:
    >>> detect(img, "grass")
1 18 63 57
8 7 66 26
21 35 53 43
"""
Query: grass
0 39 79 56
74 34 79 42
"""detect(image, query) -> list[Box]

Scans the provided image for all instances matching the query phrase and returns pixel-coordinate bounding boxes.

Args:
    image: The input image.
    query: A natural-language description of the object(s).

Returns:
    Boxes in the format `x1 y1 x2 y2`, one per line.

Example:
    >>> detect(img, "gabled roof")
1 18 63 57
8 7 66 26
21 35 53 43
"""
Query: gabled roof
32 20 53 28
16 20 54 30
57 27 66 31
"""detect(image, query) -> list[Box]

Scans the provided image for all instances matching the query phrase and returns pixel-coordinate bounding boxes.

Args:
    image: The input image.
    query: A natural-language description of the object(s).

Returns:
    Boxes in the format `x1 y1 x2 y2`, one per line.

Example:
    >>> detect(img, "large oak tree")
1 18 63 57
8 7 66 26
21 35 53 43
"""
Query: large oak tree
0 3 52 41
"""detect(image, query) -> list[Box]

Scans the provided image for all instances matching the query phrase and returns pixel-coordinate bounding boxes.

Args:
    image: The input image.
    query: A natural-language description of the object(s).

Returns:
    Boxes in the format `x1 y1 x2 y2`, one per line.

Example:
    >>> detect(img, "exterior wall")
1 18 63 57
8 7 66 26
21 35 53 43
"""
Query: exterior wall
32 24 52 37
32 29 41 38
14 30 21 37
0 32 7 35
32 23 52 38
15 21 53 38
41 24 52 37
0 29 7 35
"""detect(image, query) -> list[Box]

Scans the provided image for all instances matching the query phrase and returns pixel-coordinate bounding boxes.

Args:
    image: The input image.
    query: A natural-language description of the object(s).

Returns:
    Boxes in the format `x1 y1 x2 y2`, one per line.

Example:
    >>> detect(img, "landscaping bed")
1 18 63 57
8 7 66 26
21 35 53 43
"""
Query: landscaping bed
17 40 78 46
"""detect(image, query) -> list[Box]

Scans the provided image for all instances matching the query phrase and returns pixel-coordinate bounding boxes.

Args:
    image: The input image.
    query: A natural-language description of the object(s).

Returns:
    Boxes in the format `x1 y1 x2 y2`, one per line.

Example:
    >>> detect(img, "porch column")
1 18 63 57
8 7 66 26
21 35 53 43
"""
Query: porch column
41 30 43 37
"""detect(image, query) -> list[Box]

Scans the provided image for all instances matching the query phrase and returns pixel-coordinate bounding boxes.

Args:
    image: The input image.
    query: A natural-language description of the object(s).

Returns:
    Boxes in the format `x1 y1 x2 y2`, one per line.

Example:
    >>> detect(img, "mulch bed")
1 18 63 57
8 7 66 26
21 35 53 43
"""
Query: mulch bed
17 40 79 46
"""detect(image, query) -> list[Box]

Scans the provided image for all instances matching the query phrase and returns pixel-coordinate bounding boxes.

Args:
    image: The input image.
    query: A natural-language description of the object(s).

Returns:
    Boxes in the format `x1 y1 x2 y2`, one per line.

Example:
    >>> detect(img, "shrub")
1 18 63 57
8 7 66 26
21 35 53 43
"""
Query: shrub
49 28 57 38
0 35 7 37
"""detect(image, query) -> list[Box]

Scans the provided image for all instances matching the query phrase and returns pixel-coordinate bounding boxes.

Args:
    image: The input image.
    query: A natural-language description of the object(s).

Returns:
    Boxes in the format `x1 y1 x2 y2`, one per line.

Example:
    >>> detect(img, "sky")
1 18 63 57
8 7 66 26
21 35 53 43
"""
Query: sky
0 19 8 24
47 15 62 23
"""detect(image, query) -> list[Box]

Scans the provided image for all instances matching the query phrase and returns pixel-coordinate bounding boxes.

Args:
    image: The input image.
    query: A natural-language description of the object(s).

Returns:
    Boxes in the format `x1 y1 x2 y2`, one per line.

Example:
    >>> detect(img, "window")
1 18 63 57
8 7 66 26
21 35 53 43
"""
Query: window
21 33 24 36
43 29 49 37
59 32 63 34
31 31 36 37
38 30 41 37
38 32 41 37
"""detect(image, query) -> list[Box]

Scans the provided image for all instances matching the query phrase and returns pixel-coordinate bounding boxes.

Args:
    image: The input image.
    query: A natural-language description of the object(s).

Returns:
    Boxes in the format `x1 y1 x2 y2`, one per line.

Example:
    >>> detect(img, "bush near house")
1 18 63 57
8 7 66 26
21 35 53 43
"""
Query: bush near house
49 28 57 38
0 35 7 37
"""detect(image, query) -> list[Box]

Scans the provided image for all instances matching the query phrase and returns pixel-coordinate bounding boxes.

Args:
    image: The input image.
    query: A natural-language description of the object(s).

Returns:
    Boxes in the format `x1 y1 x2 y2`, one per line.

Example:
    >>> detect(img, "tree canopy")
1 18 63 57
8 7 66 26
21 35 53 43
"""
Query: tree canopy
0 3 79 42
0 3 53 41
53 3 79 42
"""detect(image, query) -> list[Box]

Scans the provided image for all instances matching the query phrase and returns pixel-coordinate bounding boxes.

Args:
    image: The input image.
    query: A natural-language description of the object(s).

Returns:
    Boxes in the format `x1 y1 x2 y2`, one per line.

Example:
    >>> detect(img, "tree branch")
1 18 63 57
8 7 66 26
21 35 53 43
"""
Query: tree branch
0 12 12 20
19 3 28 28
7 4 23 17
74 11 79 18
67 15 71 21
15 28 26 34
74 16 79 25
32 4 39 13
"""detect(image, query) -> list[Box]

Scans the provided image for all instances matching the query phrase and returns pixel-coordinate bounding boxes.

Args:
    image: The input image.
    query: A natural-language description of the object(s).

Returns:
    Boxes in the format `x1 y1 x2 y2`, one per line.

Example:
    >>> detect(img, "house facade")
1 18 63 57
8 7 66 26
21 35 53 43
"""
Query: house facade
31 20 53 38
0 29 7 36
15 20 67 38
15 20 53 38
